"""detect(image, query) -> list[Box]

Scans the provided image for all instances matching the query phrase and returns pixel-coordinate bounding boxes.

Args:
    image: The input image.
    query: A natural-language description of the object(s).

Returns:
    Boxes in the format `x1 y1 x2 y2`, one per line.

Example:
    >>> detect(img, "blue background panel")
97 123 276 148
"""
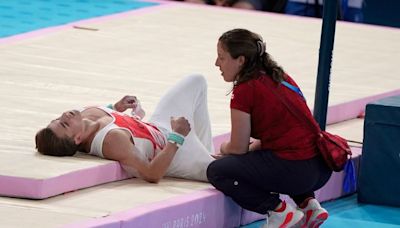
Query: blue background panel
358 95 400 207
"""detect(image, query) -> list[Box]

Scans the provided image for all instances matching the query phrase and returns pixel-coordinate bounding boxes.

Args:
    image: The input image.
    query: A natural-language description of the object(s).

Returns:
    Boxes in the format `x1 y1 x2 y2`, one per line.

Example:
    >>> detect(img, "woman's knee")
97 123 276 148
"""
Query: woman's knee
206 157 238 182
207 159 234 191
206 158 230 183
206 159 220 182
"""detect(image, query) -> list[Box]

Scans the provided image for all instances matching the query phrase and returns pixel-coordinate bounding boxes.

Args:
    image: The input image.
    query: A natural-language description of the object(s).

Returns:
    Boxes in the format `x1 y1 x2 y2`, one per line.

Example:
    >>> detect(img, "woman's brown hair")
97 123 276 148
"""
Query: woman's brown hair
219 28 286 85
35 128 78 156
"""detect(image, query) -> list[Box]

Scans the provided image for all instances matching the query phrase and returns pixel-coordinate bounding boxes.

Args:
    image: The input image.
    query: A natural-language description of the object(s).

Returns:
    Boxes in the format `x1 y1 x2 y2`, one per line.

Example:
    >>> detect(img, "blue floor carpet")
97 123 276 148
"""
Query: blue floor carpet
241 194 400 228
0 0 158 38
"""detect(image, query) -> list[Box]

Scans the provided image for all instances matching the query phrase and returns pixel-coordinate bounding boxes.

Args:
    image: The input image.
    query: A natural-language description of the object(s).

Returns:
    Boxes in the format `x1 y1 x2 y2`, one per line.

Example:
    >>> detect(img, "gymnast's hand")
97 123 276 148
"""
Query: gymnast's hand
170 117 191 137
113 95 139 112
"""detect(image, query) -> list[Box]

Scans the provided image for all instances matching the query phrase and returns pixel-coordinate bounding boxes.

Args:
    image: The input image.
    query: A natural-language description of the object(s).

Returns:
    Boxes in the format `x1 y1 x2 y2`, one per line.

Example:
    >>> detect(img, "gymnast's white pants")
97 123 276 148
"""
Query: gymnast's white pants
149 74 215 182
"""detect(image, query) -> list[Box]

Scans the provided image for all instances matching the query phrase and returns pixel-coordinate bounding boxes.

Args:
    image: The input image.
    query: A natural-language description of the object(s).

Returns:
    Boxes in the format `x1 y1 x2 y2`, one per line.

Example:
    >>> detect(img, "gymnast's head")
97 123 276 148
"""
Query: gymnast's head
35 110 83 157
216 28 284 85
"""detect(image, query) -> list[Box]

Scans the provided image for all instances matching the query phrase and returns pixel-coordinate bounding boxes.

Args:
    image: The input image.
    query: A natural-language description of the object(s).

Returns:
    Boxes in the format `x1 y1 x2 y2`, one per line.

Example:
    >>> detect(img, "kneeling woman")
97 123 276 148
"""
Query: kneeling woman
207 29 332 228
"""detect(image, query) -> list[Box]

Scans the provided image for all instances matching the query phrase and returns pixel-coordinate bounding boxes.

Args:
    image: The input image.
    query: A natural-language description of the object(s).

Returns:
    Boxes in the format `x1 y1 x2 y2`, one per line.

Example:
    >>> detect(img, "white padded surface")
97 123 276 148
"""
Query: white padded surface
0 2 399 227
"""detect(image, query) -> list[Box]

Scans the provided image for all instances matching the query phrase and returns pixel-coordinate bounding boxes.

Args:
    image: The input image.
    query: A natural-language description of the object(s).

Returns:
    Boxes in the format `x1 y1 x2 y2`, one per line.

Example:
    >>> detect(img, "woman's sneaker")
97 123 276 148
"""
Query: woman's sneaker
298 198 328 228
263 201 304 228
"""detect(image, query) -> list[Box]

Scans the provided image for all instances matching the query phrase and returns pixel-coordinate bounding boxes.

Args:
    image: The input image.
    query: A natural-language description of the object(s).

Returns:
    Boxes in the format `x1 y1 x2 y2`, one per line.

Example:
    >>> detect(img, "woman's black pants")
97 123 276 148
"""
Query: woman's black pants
206 150 332 214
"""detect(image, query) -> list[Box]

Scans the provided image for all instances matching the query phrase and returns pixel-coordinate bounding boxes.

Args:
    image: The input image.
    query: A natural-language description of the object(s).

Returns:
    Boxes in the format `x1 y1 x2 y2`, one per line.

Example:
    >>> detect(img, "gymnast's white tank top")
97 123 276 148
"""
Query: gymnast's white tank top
88 107 166 161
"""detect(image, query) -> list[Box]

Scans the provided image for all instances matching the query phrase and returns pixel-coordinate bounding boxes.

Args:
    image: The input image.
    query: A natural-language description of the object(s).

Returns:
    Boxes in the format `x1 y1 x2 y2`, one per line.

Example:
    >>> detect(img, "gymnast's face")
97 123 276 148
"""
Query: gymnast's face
48 110 83 143
215 41 244 83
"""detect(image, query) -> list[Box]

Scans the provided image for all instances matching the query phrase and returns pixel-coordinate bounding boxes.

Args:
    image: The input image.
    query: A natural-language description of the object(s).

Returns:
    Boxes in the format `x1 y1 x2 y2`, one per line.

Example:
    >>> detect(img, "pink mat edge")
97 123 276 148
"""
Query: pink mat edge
64 188 242 228
0 162 129 199
326 89 400 124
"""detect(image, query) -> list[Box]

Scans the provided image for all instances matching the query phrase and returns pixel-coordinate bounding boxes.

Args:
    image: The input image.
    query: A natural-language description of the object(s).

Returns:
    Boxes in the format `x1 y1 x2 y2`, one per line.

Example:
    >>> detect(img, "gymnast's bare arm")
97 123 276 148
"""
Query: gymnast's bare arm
100 129 176 183
101 117 190 183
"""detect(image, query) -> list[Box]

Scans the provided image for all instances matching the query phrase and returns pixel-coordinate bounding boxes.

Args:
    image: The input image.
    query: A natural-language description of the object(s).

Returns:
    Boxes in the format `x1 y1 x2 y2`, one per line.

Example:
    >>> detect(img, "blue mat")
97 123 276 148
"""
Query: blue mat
241 194 400 228
0 0 158 38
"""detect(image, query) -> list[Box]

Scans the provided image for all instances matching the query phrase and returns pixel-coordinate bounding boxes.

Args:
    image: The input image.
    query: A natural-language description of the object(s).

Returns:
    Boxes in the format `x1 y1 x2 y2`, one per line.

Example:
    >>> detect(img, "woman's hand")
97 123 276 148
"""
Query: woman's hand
170 117 191 137
211 152 225 159
113 95 138 112
219 141 229 155
184 0 207 4
248 139 261 151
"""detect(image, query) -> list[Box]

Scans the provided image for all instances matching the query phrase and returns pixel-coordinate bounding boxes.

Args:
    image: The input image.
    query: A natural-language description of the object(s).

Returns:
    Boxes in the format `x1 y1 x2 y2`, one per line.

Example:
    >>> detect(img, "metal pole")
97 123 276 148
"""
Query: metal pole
313 0 338 130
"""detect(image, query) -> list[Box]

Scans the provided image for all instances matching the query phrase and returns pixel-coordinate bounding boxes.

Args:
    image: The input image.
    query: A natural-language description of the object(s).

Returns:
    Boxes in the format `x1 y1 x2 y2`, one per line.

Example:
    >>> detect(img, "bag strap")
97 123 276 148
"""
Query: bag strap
281 81 306 101
261 77 322 135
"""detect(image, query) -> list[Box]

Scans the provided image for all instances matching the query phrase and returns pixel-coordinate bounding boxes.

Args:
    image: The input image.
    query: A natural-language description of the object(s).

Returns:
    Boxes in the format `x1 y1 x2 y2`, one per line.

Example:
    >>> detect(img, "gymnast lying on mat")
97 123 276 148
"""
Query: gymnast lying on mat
35 74 215 183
